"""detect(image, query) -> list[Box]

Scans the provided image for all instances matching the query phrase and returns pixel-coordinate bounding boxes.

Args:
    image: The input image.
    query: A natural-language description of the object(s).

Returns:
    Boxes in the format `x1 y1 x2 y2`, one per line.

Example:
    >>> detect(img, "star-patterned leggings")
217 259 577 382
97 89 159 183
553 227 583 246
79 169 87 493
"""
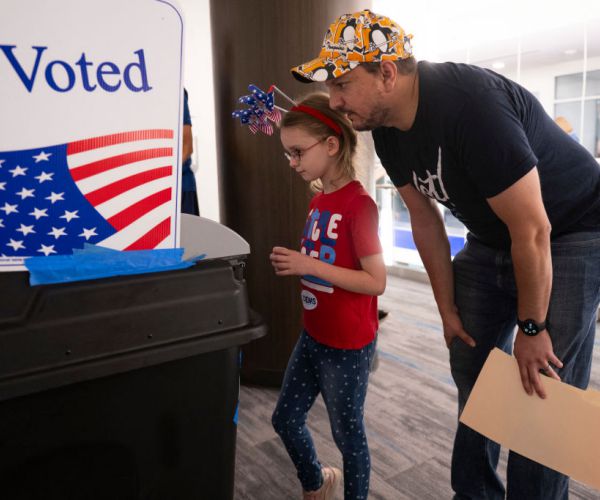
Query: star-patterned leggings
272 330 375 500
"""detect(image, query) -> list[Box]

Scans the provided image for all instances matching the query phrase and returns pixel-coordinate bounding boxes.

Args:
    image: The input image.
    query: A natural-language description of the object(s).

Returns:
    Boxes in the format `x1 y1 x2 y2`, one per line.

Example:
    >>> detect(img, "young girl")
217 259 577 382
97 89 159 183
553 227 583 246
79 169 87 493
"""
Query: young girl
270 93 385 500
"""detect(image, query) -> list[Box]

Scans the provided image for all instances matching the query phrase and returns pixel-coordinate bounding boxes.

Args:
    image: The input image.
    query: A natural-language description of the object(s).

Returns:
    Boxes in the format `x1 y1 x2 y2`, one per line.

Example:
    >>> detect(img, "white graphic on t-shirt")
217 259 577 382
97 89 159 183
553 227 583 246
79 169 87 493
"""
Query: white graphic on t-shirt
301 289 318 310
412 147 449 202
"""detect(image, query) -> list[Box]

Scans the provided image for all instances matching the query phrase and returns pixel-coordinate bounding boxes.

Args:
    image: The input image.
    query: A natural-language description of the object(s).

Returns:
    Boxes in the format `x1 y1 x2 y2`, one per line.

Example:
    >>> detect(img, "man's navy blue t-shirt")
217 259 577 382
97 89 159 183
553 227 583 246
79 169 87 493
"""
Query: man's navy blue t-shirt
372 61 600 249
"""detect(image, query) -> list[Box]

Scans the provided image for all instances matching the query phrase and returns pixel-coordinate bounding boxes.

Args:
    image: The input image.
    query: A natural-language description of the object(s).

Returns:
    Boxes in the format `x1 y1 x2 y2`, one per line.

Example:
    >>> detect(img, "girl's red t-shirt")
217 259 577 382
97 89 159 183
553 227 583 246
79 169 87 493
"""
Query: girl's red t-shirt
299 180 382 349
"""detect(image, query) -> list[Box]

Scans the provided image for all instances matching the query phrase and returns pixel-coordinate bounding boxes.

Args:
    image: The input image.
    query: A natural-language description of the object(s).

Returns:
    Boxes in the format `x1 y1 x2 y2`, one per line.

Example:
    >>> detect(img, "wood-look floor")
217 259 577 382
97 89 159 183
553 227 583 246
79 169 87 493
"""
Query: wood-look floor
235 274 600 499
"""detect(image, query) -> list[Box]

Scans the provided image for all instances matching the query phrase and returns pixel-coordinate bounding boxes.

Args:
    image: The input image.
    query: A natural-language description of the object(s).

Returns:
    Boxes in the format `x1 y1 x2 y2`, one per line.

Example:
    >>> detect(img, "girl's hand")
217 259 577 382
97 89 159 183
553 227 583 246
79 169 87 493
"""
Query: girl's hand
270 246 314 276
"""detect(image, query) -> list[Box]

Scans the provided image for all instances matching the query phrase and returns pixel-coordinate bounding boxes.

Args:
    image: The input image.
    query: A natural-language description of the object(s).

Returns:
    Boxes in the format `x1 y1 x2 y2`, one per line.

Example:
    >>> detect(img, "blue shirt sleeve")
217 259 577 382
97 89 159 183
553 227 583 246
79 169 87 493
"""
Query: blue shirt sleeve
183 88 192 126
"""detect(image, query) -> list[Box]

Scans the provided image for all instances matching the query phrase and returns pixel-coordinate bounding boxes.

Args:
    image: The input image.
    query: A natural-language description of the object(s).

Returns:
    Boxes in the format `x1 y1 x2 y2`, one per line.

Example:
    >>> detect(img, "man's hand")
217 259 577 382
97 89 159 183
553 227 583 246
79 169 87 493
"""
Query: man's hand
270 246 314 276
513 330 564 398
441 307 476 348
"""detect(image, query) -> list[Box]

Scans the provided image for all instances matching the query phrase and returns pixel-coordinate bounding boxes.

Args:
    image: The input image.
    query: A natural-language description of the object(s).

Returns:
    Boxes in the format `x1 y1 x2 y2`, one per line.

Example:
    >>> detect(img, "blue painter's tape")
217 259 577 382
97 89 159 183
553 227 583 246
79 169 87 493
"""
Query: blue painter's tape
233 402 239 425
72 243 120 255
186 253 207 263
25 247 203 286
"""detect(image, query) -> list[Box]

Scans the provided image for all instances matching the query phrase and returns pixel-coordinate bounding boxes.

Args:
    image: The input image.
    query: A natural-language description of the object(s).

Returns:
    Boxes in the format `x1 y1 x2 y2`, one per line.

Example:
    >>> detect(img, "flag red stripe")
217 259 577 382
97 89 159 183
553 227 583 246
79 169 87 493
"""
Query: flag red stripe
107 188 171 231
67 129 173 155
124 217 171 251
70 148 172 181
85 166 173 206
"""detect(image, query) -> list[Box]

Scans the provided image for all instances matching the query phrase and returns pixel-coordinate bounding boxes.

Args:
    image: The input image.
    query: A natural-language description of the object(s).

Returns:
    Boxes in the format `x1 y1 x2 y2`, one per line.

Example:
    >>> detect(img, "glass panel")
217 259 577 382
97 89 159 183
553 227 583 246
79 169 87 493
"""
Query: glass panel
582 99 600 156
555 73 583 100
554 101 582 142
392 190 410 224
443 209 464 229
374 172 397 265
585 69 600 97
595 100 600 157
374 175 385 213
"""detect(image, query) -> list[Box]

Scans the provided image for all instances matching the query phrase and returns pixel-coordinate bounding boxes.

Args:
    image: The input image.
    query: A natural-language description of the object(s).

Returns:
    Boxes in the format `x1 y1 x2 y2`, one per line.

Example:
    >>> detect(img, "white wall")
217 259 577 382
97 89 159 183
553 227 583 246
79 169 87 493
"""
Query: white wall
179 0 220 222
509 56 600 115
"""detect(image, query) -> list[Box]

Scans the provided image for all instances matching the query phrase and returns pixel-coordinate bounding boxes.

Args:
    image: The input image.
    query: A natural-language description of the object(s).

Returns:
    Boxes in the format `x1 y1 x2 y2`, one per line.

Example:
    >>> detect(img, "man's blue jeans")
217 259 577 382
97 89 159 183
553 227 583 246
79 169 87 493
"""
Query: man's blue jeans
272 330 375 500
450 230 600 500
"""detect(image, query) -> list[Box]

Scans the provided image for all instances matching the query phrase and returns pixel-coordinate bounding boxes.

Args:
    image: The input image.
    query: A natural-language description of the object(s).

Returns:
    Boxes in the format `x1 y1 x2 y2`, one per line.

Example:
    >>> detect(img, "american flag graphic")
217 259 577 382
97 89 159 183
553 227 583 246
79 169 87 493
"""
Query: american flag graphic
0 129 177 264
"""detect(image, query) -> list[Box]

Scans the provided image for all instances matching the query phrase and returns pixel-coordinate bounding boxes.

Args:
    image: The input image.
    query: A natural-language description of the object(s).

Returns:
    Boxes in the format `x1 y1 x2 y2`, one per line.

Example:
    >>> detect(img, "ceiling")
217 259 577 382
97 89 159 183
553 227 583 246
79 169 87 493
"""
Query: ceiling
375 0 600 72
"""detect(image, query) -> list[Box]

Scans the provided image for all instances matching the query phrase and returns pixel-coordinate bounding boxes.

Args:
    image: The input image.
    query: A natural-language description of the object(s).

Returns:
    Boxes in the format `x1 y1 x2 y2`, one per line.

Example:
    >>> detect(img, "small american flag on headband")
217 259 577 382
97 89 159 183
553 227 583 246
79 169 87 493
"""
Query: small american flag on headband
232 84 296 136
0 129 177 266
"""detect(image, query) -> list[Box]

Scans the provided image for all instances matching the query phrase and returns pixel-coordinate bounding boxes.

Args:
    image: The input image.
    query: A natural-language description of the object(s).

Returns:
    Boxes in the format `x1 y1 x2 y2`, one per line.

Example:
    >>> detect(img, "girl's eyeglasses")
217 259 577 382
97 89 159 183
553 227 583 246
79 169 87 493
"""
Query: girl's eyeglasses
283 138 326 162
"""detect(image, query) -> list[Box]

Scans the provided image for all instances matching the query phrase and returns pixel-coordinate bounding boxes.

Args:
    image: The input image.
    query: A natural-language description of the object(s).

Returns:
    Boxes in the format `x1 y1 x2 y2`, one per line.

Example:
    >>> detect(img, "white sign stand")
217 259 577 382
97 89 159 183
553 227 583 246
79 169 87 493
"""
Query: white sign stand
0 0 184 271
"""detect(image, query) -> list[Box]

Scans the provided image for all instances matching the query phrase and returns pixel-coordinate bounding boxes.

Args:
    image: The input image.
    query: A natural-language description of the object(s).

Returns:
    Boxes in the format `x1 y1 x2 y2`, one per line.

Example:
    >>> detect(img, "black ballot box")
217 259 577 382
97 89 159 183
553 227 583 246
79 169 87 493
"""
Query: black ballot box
0 258 265 500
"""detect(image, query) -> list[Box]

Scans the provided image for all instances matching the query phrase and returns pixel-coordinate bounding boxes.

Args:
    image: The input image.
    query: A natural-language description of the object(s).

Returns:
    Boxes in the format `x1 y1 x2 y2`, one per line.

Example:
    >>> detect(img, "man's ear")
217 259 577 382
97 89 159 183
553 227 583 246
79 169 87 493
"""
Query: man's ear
380 60 398 91
326 135 340 156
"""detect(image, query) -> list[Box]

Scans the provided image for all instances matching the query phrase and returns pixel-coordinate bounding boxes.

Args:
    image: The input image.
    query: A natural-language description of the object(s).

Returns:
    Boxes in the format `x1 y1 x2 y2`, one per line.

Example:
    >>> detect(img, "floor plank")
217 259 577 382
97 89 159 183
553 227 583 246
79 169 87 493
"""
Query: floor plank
235 274 600 499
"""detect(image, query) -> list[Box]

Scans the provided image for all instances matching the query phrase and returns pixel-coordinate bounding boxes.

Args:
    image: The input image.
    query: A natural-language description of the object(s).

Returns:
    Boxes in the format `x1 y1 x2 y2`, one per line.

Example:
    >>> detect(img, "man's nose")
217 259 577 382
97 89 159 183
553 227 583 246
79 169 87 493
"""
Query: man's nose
329 92 344 111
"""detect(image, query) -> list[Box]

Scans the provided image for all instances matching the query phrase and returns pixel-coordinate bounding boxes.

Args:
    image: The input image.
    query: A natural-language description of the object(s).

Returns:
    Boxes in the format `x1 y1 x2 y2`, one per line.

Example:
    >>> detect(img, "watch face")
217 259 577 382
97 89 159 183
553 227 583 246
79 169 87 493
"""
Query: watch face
522 320 539 335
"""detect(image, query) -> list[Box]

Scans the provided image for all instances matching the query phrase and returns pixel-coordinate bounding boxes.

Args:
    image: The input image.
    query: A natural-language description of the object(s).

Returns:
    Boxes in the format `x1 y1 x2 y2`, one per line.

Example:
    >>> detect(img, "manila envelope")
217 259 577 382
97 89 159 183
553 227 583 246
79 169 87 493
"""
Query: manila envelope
460 348 600 490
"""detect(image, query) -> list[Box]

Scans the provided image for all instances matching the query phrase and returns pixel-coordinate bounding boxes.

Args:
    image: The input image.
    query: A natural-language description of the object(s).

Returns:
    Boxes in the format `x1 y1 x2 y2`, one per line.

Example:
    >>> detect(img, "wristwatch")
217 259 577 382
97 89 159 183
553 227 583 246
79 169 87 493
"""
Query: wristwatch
517 318 547 337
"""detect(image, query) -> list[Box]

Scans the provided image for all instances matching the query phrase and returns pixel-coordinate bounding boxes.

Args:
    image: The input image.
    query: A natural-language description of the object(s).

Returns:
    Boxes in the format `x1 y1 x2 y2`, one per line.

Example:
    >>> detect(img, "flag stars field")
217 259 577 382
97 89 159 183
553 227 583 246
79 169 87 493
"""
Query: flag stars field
16 187 35 200
47 227 67 239
37 244 56 256
45 191 65 203
7 239 25 251
33 151 52 163
79 227 97 240
60 210 79 222
35 171 53 183
16 224 35 236
29 207 48 220
1 202 18 215
9 166 27 177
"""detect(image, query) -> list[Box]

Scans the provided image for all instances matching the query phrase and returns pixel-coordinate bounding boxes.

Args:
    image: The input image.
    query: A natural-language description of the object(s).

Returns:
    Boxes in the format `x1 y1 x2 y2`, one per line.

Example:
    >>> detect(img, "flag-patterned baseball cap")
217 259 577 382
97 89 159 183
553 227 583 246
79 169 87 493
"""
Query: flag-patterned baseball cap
291 9 413 83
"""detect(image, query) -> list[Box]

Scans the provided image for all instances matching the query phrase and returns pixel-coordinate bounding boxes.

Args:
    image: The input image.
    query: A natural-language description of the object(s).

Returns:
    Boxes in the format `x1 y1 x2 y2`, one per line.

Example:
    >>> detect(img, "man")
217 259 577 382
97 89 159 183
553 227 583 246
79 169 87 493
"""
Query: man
290 9 600 500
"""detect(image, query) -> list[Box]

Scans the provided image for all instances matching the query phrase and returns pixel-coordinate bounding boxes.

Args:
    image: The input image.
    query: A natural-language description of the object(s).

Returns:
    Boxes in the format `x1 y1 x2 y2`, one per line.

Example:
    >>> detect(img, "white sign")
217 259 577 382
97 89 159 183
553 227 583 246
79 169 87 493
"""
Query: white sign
0 0 184 271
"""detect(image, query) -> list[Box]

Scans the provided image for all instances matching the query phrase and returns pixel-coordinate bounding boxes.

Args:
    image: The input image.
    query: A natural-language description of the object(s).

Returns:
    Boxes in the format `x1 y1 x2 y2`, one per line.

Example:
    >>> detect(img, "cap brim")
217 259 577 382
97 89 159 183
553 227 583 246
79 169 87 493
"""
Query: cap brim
290 56 352 83
290 68 315 83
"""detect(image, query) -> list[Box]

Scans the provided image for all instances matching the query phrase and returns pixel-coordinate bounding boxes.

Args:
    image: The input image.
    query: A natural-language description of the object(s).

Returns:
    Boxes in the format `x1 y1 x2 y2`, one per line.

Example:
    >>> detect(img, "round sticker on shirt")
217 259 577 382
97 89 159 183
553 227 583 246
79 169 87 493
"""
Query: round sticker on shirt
301 289 318 310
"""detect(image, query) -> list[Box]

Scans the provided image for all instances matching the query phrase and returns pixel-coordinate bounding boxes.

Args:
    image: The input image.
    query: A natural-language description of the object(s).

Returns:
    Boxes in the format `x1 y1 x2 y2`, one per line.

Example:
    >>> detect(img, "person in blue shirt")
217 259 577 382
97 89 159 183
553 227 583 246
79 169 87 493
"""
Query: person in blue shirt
181 89 199 215
555 116 581 143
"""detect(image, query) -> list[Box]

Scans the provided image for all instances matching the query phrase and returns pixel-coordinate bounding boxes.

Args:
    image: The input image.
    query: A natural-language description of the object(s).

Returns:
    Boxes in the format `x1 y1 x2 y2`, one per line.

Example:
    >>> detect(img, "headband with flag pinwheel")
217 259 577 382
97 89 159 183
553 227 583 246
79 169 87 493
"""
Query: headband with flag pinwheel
232 84 296 136
232 84 344 137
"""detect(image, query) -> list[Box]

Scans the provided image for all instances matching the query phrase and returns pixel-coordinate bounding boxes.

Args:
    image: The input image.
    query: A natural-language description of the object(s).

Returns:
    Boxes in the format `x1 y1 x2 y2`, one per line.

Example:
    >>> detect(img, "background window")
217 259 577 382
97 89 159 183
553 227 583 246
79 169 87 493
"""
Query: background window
374 0 600 269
